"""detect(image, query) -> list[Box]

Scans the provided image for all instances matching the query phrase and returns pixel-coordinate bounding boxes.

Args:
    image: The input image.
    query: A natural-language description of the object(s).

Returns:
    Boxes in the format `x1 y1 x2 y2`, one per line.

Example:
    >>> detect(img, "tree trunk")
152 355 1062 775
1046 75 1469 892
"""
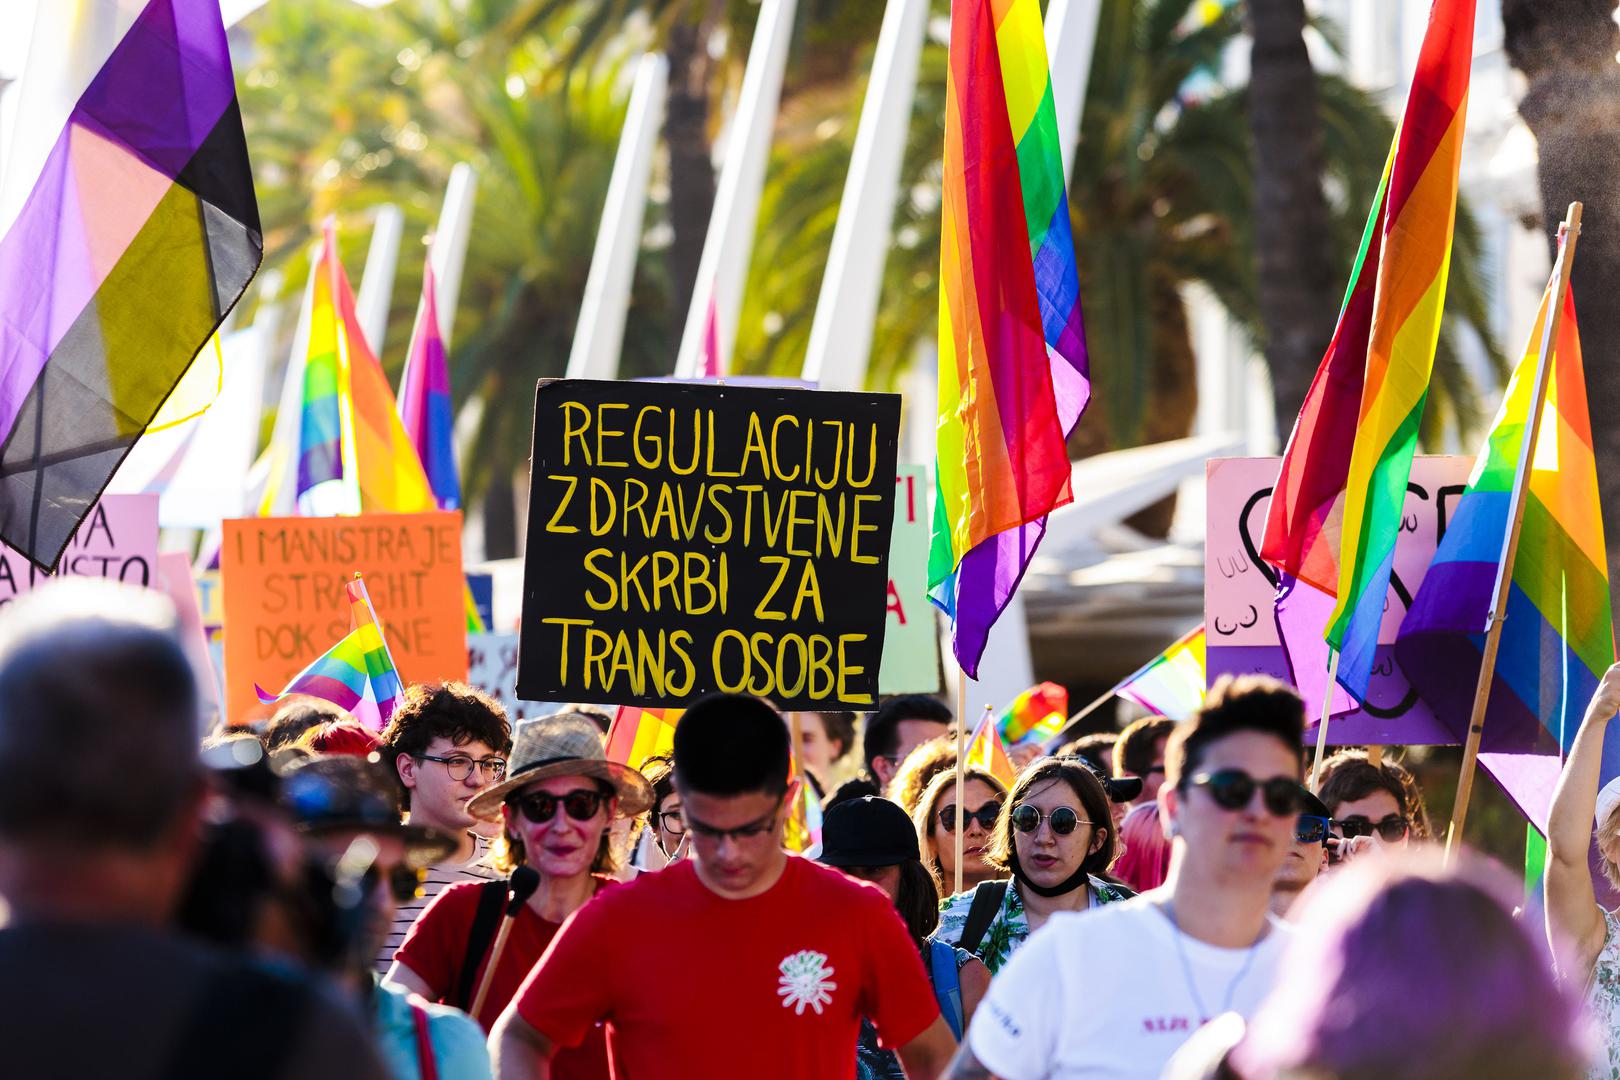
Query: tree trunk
663 9 718 336
1502 0 1620 610
1245 0 1338 440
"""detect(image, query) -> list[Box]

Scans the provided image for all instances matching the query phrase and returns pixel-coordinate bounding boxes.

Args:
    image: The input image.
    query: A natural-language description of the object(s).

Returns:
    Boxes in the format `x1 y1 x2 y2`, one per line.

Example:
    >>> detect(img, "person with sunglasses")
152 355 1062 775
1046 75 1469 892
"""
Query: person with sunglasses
932 759 1132 975
493 693 956 1080
1270 788 1332 918
389 713 650 1079
913 766 1007 895
949 675 1304 1080
1315 749 1429 854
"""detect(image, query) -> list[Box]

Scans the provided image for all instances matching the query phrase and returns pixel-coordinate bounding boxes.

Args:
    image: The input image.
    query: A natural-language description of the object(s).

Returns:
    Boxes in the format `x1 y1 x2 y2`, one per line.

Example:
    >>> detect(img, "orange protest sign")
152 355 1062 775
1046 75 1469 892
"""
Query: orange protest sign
221 512 468 724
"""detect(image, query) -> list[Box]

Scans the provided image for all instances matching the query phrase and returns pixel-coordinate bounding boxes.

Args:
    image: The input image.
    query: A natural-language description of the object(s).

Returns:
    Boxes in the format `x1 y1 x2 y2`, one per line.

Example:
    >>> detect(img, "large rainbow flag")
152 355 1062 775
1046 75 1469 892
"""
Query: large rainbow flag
1116 627 1206 723
256 575 405 729
398 256 461 511
1261 0 1473 699
0 0 260 570
1397 282 1620 822
927 0 1090 677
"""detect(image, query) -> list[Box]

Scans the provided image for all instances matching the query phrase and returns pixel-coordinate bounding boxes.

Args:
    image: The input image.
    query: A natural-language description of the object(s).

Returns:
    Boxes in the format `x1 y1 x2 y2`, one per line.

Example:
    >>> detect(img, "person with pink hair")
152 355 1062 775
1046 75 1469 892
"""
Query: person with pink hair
1112 801 1171 893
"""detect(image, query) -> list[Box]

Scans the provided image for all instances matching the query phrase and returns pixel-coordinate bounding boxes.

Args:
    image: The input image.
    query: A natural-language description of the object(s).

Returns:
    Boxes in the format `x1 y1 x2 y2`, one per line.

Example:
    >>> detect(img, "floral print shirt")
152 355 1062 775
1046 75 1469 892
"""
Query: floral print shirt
931 876 1133 974
1588 909 1620 1079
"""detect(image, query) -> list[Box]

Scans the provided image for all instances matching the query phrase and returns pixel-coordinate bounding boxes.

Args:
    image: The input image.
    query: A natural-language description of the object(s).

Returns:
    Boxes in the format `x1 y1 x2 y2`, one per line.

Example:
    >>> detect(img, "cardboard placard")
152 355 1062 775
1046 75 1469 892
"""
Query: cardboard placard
879 466 940 694
221 512 469 723
0 494 157 602
517 379 902 709
467 632 556 723
1204 455 1472 744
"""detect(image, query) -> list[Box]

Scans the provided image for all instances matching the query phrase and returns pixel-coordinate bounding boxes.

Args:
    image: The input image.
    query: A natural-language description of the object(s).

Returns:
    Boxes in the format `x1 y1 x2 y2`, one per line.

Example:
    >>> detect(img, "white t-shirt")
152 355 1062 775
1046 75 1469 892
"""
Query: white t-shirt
967 894 1290 1080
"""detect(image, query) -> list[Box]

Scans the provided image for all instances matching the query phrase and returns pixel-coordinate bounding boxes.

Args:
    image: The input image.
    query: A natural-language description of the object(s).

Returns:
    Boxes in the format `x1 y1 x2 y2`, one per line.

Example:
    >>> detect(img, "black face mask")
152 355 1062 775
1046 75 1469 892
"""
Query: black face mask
1007 845 1093 898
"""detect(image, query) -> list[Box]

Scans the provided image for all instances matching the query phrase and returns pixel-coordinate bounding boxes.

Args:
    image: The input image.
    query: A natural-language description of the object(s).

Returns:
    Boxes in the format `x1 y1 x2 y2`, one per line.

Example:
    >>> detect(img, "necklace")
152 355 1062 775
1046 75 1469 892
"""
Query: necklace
1162 901 1264 1025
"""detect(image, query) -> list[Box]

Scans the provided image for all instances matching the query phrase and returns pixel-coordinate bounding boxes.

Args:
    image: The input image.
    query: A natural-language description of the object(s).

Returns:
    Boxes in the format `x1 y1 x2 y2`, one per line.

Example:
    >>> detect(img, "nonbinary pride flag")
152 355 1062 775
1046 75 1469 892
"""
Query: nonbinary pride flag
0 0 261 570
1261 0 1473 699
928 0 1090 678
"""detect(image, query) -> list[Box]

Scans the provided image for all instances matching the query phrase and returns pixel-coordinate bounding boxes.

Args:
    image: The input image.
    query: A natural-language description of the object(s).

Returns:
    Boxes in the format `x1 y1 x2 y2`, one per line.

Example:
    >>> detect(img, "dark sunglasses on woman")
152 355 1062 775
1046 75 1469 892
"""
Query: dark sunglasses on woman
1334 813 1410 842
1010 804 1091 836
1189 769 1302 817
509 788 606 825
938 801 1002 833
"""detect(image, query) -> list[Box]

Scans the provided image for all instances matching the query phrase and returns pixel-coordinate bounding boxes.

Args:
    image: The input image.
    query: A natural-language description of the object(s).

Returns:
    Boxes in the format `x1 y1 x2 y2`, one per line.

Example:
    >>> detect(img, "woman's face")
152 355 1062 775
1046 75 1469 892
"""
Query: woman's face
934 779 1002 882
502 774 616 880
790 713 837 779
1011 778 1102 891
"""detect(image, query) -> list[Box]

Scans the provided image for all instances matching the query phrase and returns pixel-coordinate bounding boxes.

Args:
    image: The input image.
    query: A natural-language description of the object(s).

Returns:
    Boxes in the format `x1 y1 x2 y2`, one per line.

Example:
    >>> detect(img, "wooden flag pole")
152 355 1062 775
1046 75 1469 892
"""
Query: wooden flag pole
1444 201 1583 862
1366 745 1383 769
1310 650 1340 790
954 671 968 897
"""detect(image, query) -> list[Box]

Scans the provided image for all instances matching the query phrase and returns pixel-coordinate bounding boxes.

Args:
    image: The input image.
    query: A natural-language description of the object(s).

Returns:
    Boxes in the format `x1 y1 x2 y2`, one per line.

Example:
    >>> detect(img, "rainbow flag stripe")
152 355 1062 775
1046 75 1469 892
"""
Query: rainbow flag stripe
0 0 260 570
398 257 461 511
605 706 681 772
346 575 404 722
1398 285 1620 775
1320 0 1473 697
255 574 404 726
784 751 825 857
1116 627 1206 723
927 0 1090 678
298 225 345 496
998 681 1068 746
966 709 1018 789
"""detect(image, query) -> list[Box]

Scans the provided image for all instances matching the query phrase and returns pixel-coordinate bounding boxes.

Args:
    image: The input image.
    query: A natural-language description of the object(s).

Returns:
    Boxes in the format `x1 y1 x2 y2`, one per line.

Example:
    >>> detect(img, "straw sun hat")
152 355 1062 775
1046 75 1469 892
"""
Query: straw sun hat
465 712 654 821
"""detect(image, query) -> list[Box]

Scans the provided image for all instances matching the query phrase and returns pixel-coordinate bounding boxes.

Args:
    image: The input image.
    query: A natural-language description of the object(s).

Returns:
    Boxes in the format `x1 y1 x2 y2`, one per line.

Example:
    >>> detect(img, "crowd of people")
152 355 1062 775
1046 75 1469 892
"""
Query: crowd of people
2 578 1615 1078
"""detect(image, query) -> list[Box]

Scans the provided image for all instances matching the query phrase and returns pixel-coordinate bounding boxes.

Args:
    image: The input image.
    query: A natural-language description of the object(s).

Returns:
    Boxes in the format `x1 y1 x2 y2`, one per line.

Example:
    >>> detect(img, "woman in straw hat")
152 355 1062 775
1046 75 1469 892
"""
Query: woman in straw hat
386 712 651 1077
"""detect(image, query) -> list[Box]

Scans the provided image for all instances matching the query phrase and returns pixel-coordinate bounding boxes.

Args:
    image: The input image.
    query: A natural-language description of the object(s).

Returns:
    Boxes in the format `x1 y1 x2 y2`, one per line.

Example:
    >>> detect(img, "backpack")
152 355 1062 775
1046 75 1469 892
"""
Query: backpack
956 880 1008 958
926 939 965 1040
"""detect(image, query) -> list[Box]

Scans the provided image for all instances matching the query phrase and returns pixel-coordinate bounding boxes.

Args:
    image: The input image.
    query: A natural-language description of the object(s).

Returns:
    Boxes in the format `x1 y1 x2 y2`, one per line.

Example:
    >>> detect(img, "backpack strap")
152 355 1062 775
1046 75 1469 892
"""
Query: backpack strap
451 878 510 1011
410 998 440 1080
956 879 1008 959
927 939 964 1040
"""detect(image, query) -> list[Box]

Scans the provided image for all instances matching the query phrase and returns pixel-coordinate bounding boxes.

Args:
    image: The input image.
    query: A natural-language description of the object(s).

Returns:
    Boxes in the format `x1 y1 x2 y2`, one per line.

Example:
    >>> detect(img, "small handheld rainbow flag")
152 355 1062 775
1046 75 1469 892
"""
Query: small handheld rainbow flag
965 708 1018 789
256 574 404 728
998 682 1068 746
604 706 682 772
1115 628 1206 723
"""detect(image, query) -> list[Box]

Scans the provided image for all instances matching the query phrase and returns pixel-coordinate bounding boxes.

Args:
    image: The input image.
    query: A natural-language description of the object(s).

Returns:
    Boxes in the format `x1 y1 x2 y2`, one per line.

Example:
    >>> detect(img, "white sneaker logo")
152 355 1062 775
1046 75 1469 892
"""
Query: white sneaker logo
777 950 837 1015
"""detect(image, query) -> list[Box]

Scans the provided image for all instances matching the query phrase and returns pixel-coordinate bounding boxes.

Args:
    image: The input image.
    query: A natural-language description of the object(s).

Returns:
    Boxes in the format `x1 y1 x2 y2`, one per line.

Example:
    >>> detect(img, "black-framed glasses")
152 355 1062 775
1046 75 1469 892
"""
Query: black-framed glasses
938 801 1002 834
1010 804 1091 836
1295 814 1332 846
419 753 507 782
1334 814 1410 842
1188 769 1301 817
684 806 781 844
510 788 605 825
656 809 686 836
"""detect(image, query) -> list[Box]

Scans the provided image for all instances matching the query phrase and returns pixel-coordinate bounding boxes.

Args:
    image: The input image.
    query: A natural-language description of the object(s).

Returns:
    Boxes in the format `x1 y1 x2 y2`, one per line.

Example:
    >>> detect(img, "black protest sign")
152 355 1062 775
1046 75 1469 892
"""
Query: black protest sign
517 379 902 709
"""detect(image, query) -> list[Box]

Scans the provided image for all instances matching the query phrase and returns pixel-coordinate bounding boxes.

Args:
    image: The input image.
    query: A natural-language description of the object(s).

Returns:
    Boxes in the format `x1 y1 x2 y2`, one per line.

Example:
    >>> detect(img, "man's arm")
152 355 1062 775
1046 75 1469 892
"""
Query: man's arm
489 1005 556 1080
942 1044 1000 1080
895 1015 955 1079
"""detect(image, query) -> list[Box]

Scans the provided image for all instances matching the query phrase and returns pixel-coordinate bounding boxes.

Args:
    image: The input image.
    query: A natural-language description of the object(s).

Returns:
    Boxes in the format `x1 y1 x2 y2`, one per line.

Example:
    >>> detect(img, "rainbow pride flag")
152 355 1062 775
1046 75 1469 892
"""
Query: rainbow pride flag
0 0 260 570
784 751 825 858
1397 283 1620 783
292 224 436 515
605 706 681 772
966 708 1018 789
256 575 404 728
1116 627 1206 723
927 0 1090 678
998 682 1068 746
398 256 461 511
1261 0 1473 699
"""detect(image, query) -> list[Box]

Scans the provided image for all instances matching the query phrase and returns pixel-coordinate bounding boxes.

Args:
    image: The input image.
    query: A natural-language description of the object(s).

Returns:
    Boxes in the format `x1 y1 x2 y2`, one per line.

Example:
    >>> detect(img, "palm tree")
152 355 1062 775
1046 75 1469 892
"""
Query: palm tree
1500 0 1620 605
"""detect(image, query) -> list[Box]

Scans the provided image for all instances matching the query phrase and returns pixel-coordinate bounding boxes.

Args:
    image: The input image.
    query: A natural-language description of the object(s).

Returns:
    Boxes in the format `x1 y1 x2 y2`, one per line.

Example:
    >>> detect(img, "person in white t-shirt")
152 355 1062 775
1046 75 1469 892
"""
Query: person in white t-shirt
946 675 1307 1080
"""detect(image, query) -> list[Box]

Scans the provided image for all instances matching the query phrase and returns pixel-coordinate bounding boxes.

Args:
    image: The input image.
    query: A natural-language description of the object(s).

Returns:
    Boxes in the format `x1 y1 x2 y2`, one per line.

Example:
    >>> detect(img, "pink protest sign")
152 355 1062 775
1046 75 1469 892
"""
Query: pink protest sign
1204 456 1472 745
0 494 159 603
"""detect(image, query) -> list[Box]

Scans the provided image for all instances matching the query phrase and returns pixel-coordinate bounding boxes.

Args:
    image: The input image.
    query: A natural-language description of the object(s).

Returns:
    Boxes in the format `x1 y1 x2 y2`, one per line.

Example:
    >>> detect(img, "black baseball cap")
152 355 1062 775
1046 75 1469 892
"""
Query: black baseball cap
819 796 920 868
1298 786 1331 819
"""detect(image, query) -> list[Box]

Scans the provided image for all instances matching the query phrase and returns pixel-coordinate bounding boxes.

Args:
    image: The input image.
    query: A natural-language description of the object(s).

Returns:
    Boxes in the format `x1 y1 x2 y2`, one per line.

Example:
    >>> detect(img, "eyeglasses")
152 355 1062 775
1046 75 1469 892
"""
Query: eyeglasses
1010 804 1092 836
684 806 781 844
1188 770 1302 817
510 788 605 825
655 809 686 836
419 753 507 782
1334 814 1410 842
1295 814 1332 845
938 801 1002 833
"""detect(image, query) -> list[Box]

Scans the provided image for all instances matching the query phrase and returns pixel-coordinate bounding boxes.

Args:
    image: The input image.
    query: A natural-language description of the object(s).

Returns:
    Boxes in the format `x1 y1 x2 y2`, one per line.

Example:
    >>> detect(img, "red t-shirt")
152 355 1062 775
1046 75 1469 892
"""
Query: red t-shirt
513 856 940 1079
395 878 612 1079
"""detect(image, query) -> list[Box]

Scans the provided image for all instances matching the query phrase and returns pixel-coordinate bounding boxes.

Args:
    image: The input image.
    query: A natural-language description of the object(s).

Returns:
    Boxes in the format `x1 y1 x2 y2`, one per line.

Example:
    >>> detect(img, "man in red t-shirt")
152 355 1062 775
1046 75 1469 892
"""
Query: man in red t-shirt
491 694 954 1079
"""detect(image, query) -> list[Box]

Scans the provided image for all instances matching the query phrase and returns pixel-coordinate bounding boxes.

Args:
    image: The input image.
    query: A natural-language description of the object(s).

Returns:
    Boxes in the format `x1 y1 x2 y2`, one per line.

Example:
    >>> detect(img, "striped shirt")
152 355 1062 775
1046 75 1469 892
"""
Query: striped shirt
376 832 502 973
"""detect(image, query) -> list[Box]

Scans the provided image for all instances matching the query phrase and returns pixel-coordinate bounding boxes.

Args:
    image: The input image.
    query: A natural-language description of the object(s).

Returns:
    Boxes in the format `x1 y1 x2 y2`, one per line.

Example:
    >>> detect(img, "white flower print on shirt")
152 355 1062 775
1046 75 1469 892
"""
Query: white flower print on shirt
777 950 838 1015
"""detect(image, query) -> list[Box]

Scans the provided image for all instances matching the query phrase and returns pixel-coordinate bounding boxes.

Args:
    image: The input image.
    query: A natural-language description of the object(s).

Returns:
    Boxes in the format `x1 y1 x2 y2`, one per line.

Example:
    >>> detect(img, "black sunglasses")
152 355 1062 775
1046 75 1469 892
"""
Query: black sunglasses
1334 814 1410 842
1188 769 1302 817
1010 804 1092 836
510 788 606 825
1295 814 1332 845
938 801 1002 834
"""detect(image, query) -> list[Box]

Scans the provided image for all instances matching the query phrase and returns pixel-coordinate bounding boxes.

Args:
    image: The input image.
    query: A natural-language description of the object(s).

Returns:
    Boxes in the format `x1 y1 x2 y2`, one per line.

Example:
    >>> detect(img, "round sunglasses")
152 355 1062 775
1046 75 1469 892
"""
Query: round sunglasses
1010 804 1094 836
509 788 606 825
1188 769 1303 817
938 801 1003 834
1333 814 1410 842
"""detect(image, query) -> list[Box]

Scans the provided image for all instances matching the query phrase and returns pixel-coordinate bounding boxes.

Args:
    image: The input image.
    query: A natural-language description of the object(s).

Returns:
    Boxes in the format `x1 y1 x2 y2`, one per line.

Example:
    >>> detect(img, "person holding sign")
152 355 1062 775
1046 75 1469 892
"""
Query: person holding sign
389 712 651 1080
492 694 956 1079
